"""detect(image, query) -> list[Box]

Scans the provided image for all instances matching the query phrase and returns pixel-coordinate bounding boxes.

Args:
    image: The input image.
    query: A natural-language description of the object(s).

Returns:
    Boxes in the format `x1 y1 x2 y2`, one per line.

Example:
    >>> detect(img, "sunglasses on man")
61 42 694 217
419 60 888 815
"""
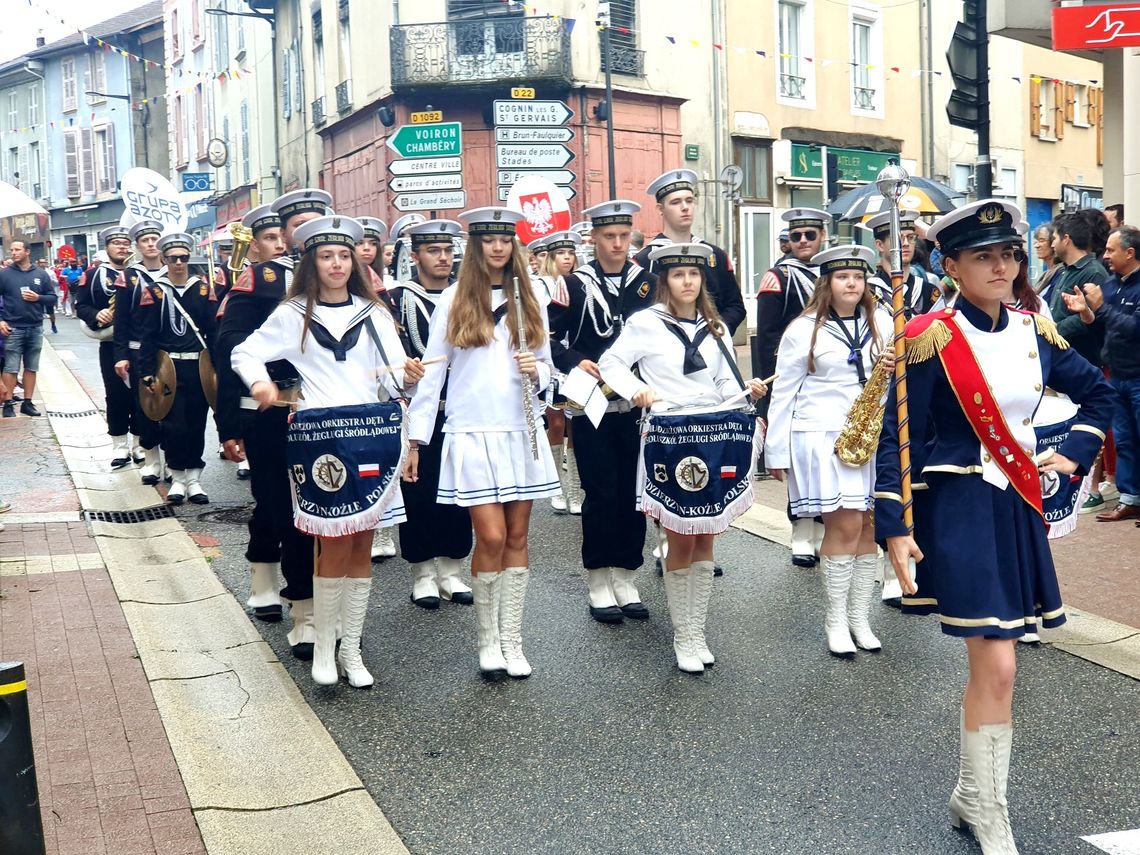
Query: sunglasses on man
789 230 819 243
164 255 190 264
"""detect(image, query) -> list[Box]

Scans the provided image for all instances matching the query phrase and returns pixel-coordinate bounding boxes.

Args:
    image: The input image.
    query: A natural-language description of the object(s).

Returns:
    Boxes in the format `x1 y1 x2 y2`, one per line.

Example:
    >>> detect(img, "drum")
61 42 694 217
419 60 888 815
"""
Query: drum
639 403 763 535
1033 395 1091 539
285 400 407 537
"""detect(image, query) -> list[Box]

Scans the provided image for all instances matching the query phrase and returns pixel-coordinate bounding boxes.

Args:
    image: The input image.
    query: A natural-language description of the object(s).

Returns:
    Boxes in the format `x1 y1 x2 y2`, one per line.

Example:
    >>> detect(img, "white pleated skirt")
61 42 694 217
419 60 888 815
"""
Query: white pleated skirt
437 429 562 507
787 429 873 517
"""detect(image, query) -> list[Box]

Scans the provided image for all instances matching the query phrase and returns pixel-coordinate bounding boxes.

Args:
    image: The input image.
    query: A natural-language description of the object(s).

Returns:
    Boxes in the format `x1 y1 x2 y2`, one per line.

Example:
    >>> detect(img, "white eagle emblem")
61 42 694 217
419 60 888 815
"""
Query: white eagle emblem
521 193 555 235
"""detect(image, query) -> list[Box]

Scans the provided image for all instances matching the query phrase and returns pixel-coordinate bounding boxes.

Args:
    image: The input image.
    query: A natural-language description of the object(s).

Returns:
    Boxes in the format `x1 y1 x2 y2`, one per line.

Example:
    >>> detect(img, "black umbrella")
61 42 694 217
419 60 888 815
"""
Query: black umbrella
828 176 964 222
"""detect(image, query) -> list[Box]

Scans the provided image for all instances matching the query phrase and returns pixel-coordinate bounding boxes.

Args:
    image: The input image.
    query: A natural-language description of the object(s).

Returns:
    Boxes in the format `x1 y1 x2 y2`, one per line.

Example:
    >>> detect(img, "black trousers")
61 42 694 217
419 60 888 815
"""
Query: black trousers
99 341 134 437
162 359 208 470
572 408 646 571
241 407 314 602
128 355 161 449
398 411 472 564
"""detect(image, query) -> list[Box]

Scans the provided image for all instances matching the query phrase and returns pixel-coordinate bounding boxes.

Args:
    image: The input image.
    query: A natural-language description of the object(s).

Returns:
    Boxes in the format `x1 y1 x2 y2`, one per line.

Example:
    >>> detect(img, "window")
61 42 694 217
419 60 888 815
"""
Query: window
597 0 639 76
28 85 39 127
7 148 17 185
733 140 773 203
777 1 813 105
79 127 95 196
194 86 207 159
312 7 325 95
281 49 292 119
192 0 204 48
61 57 77 112
213 0 230 68
94 124 116 193
86 51 107 104
240 100 250 184
951 163 972 194
995 166 1017 200
7 93 17 130
1032 77 1061 140
174 94 186 166
18 145 28 194
1071 83 1089 127
236 13 246 56
849 5 882 115
338 0 352 84
292 38 303 112
29 142 41 196
63 131 79 195
171 8 182 61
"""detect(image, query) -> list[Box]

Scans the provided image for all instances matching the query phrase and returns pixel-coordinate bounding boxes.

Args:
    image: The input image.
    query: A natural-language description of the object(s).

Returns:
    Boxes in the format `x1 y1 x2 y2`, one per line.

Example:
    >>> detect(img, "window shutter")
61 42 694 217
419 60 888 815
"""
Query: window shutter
64 130 79 196
1087 85 1097 126
282 50 292 119
104 124 116 190
18 145 28 194
240 101 250 184
1095 88 1103 166
1029 77 1041 137
1063 81 1074 123
1054 83 1065 139
80 126 95 195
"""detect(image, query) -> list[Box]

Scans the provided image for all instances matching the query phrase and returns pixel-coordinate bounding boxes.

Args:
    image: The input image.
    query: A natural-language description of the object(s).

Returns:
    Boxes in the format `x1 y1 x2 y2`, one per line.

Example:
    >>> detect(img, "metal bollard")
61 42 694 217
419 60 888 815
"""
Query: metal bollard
0 662 46 855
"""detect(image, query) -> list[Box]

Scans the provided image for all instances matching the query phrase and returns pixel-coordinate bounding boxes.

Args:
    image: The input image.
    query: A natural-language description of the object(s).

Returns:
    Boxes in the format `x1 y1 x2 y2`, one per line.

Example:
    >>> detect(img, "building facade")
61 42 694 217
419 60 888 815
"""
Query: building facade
0 51 51 258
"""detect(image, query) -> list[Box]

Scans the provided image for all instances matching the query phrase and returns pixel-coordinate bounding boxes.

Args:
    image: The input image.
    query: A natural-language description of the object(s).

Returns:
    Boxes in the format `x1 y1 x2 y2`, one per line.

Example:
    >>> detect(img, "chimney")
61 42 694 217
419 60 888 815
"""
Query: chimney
35 36 45 47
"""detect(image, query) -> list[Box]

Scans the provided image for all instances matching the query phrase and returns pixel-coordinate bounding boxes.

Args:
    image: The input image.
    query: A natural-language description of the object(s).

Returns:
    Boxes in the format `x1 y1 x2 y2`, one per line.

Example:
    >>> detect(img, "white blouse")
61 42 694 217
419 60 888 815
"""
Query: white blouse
598 306 744 411
232 295 409 410
406 283 553 444
765 307 893 469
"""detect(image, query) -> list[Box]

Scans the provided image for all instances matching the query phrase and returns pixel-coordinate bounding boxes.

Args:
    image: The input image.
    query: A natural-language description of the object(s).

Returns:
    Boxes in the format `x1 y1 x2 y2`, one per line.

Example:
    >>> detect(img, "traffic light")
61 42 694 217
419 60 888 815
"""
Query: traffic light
946 0 986 130
825 152 840 203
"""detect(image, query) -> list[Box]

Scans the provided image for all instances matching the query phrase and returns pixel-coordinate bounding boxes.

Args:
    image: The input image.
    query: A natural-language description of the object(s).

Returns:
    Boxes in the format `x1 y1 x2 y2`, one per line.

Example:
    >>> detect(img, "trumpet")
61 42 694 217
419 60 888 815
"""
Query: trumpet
228 222 254 274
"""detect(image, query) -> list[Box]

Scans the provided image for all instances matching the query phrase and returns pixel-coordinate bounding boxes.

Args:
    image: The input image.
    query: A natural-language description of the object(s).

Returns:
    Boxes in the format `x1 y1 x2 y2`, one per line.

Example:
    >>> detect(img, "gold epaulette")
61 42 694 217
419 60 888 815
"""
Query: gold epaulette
905 318 952 364
1034 314 1069 350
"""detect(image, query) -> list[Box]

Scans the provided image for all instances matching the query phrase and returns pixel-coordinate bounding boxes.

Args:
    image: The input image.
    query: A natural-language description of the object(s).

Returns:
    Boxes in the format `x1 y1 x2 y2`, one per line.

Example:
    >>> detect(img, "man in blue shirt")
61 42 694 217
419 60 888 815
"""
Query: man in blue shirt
0 240 57 417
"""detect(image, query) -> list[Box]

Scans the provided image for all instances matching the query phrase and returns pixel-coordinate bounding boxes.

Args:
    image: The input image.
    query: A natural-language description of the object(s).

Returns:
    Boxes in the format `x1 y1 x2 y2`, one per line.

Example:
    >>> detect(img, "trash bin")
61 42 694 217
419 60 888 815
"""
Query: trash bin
0 662 46 855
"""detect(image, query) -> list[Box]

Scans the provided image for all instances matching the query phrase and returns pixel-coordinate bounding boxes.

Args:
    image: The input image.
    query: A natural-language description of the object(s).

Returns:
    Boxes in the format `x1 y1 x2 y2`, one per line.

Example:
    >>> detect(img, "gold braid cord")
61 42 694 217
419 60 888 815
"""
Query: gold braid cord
905 319 953 364
1034 314 1070 350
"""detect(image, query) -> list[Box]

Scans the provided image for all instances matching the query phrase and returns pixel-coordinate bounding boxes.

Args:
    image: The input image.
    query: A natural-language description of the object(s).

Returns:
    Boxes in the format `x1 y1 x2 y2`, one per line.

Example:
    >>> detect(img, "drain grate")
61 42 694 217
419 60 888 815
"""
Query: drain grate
83 505 177 524
46 409 101 418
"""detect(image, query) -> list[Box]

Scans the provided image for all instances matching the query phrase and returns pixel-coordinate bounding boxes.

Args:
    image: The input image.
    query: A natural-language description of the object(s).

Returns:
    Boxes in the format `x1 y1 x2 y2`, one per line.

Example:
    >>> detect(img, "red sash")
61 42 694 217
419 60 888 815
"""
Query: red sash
933 316 1044 517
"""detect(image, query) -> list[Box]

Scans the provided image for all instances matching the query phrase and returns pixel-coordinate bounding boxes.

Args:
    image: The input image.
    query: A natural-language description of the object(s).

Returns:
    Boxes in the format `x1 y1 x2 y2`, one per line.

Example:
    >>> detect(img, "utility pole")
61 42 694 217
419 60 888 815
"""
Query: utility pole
599 2 617 198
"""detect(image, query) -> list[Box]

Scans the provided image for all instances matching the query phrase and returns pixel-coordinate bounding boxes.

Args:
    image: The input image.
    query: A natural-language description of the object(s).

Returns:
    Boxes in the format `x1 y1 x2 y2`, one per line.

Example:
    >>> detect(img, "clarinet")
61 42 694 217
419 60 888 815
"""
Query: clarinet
512 276 541 460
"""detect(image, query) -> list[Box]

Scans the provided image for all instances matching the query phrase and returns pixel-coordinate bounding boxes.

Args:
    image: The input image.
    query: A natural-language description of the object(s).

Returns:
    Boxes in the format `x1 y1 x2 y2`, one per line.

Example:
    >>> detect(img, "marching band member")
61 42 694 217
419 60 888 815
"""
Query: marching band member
356 216 397 315
405 207 559 679
537 230 583 515
766 245 894 658
636 168 746 335
598 243 768 673
214 204 313 630
865 209 940 319
526 236 548 275
756 208 832 567
876 201 1113 854
388 219 474 609
137 233 218 506
549 201 658 624
75 225 134 469
271 188 334 257
113 220 167 483
233 216 417 689
213 235 236 298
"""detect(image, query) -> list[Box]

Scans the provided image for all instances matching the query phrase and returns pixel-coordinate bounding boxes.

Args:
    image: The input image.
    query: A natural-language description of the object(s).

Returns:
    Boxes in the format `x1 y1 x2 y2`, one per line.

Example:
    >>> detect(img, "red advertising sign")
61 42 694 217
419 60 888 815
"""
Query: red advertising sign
1053 4 1140 51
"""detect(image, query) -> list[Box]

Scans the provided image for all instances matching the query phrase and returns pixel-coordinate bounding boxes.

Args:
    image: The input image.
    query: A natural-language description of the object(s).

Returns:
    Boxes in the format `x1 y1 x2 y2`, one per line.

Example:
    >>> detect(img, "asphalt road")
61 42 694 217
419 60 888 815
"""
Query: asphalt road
50 319 1140 855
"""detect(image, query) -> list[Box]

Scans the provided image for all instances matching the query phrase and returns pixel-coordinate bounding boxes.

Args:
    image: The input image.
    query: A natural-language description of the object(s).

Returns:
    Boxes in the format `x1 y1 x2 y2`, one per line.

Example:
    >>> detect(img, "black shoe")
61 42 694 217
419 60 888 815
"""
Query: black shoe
110 456 131 470
51 325 58 334
291 641 314 661
882 597 902 610
713 563 724 577
619 601 650 620
447 591 474 605
791 553 818 568
236 467 251 481
188 493 210 505
589 604 625 623
655 557 664 577
252 604 283 622
411 594 441 610
2 403 15 418
19 401 40 417
140 472 159 486
131 449 146 464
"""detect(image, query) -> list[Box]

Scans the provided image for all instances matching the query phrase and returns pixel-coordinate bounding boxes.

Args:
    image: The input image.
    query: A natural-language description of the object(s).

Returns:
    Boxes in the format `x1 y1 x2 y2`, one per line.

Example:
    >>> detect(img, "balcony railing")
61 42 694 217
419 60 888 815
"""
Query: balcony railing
312 96 326 127
600 42 644 77
853 86 876 110
780 73 806 99
335 80 352 114
391 16 572 88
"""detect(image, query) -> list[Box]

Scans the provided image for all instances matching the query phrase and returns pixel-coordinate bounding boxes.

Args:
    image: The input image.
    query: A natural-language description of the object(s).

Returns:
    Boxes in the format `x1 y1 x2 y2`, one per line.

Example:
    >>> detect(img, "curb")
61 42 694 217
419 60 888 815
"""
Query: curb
37 342 409 855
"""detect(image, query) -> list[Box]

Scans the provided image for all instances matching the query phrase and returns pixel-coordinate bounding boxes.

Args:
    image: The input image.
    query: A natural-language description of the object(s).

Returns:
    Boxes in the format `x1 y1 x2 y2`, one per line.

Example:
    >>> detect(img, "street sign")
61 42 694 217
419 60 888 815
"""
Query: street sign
410 110 443 124
497 169 575 186
499 185 576 202
495 126 574 144
389 174 463 194
386 122 462 158
393 190 466 212
496 144 574 170
492 100 573 126
510 87 536 99
387 156 462 176
181 172 213 192
1053 5 1140 50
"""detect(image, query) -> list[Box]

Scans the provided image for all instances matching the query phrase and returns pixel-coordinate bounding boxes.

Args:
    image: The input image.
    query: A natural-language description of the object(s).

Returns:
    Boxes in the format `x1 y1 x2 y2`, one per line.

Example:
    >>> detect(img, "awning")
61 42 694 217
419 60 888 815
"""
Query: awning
197 221 239 247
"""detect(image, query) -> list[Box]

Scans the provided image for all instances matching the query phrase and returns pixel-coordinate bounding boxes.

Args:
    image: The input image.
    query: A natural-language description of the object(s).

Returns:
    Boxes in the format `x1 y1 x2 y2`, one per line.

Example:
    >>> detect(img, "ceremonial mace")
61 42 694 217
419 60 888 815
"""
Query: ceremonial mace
876 161 914 535
512 276 541 460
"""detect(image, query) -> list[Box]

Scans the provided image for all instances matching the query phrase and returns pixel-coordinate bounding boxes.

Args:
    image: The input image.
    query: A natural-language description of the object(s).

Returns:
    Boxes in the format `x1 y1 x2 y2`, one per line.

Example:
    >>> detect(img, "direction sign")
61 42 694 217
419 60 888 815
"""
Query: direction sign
499 185 576 202
388 156 462 176
493 100 573 126
393 190 466 212
386 122 462 158
389 174 463 194
496 144 574 170
497 169 575 186
495 126 574 144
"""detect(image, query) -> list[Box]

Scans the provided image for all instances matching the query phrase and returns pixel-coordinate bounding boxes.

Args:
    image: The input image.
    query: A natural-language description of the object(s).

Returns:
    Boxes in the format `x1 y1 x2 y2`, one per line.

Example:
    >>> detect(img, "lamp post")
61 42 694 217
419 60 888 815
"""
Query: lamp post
598 2 616 198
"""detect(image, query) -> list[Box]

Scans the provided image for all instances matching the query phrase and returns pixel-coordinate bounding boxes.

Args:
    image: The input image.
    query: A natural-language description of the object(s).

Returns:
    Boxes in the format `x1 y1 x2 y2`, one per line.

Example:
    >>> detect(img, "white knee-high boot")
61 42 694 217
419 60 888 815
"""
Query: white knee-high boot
471 572 508 675
336 577 374 688
662 567 703 673
822 554 857 658
949 709 981 830
499 566 531 678
953 722 1019 855
847 553 882 651
311 576 343 686
689 560 716 666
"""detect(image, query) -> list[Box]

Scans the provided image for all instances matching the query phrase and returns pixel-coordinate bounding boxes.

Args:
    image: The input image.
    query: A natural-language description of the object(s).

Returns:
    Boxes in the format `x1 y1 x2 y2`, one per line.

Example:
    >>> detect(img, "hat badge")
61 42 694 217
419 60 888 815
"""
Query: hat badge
978 205 1003 226
493 211 502 221
674 171 683 179
332 217 341 228
302 191 313 199
613 203 620 212
681 244 690 253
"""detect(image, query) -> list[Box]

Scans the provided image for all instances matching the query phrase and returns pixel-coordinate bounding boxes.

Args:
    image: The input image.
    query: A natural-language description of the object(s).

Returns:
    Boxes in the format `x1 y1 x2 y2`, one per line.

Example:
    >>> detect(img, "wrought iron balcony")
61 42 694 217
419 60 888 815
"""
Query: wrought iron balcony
391 16 571 88
780 73 806 99
335 80 352 114
600 42 644 76
312 96 326 128
853 86 877 110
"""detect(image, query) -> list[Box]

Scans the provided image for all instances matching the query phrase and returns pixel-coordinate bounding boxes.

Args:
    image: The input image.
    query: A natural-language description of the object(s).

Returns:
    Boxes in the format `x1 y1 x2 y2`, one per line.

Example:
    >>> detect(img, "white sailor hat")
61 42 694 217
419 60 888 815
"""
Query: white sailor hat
543 230 582 253
1015 219 1030 237
811 244 877 276
778 228 790 241
864 209 921 241
357 217 388 242
927 199 1023 256
458 206 524 237
216 234 235 249
569 220 593 236
270 188 333 224
782 208 831 230
583 200 641 227
100 224 132 244
293 215 365 253
648 242 714 270
157 233 194 254
128 220 163 241
646 168 699 202
526 236 549 252
242 204 281 236
407 219 462 247
390 213 426 239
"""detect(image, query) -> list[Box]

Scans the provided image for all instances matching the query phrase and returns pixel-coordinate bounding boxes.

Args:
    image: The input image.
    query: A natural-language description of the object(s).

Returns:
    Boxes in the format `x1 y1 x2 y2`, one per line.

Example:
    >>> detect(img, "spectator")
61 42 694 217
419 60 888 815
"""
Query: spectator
1063 225 1140 522
629 228 645 253
1034 222 1064 300
37 258 59 334
1050 210 1109 366
0 240 57 417
776 229 792 263
1105 204 1125 230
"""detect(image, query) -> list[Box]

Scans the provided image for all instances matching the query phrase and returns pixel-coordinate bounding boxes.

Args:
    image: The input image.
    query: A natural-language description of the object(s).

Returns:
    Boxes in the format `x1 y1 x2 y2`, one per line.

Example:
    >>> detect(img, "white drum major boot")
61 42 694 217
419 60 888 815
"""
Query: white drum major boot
247 562 283 622
586 568 623 623
185 468 209 505
436 557 473 605
166 469 187 505
822 554 857 658
662 567 703 674
499 566 531 678
311 576 343 686
110 435 131 469
471 572 508 676
790 518 817 567
336 577 374 688
847 552 882 651
410 561 441 609
139 447 162 485
285 597 316 660
611 567 649 619
955 723 1020 854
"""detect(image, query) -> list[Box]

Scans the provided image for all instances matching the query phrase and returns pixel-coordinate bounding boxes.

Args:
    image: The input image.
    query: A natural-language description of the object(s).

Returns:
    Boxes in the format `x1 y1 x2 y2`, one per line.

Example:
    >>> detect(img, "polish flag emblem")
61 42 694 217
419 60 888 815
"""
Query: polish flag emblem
359 463 381 477
720 465 737 479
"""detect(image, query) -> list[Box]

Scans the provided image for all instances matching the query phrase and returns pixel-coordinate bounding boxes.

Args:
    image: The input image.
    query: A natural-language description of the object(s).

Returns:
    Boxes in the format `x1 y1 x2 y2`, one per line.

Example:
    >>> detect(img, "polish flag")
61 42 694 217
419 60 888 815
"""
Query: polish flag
359 463 380 477
720 465 737 479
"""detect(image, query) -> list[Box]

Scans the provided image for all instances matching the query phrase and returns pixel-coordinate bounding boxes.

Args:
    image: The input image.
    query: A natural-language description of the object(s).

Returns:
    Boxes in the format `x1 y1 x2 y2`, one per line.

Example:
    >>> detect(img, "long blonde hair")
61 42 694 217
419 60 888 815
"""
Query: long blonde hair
800 271 880 373
653 267 725 336
447 235 547 350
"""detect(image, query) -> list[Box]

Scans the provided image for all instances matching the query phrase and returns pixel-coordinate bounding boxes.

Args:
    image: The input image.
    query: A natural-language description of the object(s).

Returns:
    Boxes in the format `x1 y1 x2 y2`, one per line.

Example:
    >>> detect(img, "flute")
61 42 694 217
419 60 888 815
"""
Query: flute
512 276 541 460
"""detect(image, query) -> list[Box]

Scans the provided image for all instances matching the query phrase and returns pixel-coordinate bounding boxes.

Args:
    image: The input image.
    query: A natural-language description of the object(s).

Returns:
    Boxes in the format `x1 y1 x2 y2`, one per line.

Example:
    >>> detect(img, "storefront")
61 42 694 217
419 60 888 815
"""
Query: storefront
1 213 52 261
49 199 126 265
